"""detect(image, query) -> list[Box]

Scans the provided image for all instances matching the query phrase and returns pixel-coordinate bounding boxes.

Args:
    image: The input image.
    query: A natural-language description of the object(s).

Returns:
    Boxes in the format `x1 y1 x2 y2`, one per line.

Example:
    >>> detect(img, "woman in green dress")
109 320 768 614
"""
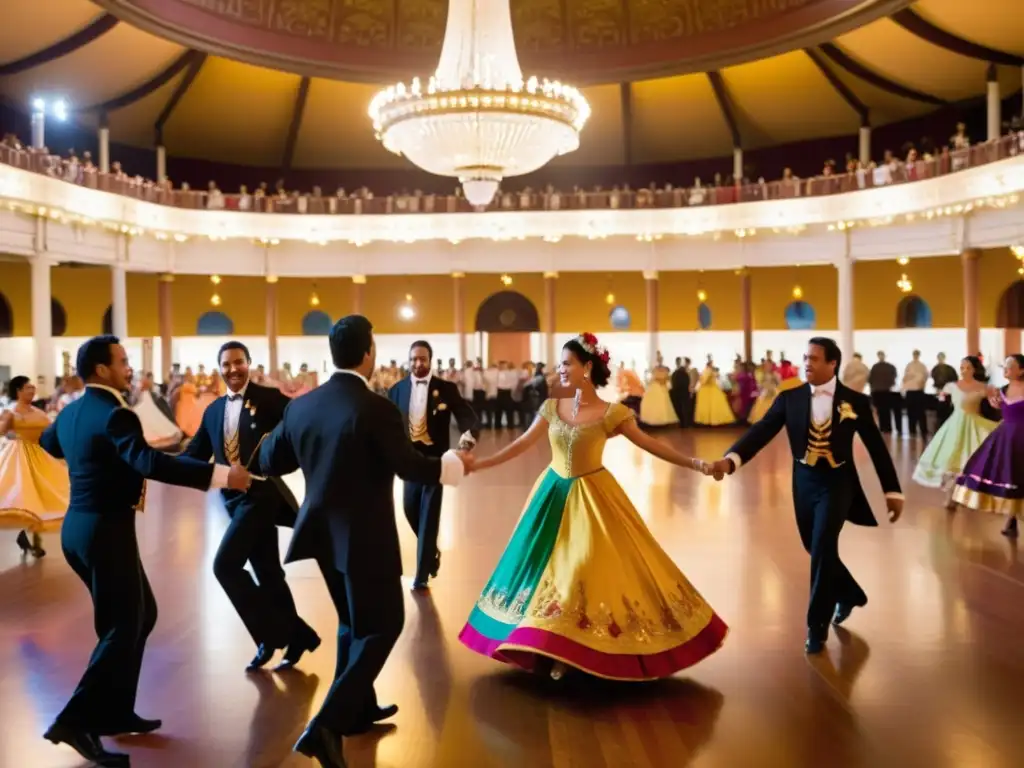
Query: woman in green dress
912 356 997 507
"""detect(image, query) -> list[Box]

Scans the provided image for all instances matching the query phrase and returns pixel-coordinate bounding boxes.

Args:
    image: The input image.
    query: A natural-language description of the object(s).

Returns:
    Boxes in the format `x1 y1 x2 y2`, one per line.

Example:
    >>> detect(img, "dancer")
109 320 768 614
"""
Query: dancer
951 354 1024 537
748 362 779 424
257 316 471 768
694 359 734 426
185 341 319 671
638 359 678 427
459 333 727 681
912 356 996 505
132 374 183 450
38 336 251 767
708 338 902 654
0 376 69 558
388 339 478 591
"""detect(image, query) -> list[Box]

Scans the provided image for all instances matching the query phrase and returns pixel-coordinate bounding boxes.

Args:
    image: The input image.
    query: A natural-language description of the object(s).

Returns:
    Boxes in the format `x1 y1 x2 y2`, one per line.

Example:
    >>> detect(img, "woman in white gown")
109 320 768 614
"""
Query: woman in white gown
639 363 678 427
133 374 183 450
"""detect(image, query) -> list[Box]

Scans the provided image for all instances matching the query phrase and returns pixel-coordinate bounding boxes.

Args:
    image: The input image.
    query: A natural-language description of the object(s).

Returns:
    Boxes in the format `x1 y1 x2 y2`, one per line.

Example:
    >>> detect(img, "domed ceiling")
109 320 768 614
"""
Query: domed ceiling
0 0 1021 171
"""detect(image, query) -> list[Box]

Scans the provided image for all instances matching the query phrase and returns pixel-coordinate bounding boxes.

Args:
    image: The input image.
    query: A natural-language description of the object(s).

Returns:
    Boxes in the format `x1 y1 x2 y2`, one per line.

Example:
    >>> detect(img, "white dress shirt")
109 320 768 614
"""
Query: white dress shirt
409 373 431 427
86 384 228 489
725 377 902 500
336 369 464 486
902 360 929 391
224 382 248 442
496 369 519 390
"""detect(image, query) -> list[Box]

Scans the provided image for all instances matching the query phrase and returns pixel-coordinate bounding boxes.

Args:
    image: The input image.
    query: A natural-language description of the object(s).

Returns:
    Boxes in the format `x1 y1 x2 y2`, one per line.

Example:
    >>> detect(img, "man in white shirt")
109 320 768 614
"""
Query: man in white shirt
709 337 903 655
495 361 520 428
388 340 478 590
902 349 930 439
483 363 500 427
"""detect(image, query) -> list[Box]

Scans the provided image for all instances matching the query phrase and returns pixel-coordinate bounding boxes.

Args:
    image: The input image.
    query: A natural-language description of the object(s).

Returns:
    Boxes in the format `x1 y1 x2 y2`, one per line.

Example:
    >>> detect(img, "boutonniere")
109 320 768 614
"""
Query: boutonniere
837 401 857 422
432 389 440 398
244 400 257 418
437 403 448 411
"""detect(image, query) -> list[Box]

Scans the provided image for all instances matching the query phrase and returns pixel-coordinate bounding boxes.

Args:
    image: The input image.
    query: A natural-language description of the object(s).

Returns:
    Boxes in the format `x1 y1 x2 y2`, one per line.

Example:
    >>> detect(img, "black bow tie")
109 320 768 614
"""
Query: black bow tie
228 394 243 402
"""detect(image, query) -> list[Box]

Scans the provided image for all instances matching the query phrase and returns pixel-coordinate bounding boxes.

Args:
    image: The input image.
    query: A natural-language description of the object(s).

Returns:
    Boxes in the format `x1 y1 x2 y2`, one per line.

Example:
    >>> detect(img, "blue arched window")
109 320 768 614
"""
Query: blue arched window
698 303 712 330
784 300 817 330
196 311 234 335
609 305 631 330
301 310 332 336
896 295 933 329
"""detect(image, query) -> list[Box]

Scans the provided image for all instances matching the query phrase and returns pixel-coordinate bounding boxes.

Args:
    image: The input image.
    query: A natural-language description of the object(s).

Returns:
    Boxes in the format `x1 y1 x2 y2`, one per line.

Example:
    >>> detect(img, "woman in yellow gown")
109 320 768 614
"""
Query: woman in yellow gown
461 333 727 680
694 360 735 426
0 376 70 558
748 364 780 424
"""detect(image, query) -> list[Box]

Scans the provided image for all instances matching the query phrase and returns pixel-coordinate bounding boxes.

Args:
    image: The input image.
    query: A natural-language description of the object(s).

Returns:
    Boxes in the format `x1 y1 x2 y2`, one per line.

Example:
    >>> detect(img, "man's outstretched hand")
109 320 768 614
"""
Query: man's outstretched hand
227 464 252 491
707 458 734 481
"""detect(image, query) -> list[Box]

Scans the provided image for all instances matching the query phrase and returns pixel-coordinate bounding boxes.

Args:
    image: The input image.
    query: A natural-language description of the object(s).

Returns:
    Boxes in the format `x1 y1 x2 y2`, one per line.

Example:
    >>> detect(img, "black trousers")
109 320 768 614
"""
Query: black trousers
57 509 157 729
904 390 929 438
472 390 488 426
403 444 444 585
871 390 902 433
313 560 404 735
495 389 515 427
214 498 311 649
793 465 867 629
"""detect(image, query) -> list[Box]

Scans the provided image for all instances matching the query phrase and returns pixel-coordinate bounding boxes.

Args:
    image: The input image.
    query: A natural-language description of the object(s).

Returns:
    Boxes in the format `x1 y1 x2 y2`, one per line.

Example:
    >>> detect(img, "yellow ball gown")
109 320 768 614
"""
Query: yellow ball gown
694 368 735 426
459 399 727 680
0 409 70 533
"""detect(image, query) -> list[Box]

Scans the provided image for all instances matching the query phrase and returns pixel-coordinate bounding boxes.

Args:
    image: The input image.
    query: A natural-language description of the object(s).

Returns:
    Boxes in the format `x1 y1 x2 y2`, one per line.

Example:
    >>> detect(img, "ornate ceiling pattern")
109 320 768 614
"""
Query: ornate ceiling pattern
0 0 1021 170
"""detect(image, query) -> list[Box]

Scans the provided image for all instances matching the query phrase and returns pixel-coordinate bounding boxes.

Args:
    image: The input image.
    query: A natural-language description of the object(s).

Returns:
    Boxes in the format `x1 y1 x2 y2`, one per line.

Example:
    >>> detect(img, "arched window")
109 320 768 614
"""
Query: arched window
996 280 1024 328
784 300 817 330
698 303 712 330
102 305 113 335
895 295 933 329
474 291 540 332
196 311 234 336
609 305 631 330
51 299 67 337
301 310 332 336
0 292 12 337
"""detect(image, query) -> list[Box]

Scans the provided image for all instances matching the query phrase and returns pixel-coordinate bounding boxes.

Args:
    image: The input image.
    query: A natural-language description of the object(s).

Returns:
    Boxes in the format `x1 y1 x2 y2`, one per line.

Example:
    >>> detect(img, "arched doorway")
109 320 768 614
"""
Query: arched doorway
475 290 540 365
0 292 12 337
51 299 67 337
996 280 1024 356
102 305 113 335
895 295 932 329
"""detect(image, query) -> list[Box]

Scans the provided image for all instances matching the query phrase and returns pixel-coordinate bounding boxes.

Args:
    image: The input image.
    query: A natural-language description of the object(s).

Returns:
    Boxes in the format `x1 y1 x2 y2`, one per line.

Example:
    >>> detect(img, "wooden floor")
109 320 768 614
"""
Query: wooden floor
2 427 1023 768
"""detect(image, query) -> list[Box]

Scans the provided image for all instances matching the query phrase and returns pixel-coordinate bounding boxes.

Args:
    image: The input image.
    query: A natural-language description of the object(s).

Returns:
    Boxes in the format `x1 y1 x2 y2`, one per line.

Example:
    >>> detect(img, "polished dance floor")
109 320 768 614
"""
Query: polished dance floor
2 428 1023 768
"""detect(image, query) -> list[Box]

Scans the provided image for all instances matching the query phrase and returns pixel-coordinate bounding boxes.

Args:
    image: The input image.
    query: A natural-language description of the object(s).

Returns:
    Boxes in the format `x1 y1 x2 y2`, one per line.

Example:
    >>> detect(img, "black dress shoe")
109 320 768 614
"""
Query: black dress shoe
341 704 399 735
805 625 828 654
411 580 429 592
96 715 162 736
832 603 856 626
44 723 130 767
277 630 322 670
295 724 347 768
430 552 441 579
246 643 277 671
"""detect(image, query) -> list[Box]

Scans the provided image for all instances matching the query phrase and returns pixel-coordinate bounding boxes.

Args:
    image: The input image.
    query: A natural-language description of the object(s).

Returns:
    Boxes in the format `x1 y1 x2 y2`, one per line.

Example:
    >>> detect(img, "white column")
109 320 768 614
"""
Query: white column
858 125 871 165
156 145 167 182
987 70 1000 142
99 126 110 174
111 264 128 339
30 111 45 149
837 252 854 368
732 147 743 181
643 270 659 371
31 255 54 382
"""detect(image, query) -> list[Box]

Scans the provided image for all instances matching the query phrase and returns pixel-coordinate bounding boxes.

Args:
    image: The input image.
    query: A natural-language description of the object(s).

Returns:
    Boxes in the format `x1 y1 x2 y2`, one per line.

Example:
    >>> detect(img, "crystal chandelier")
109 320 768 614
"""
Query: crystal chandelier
368 0 590 207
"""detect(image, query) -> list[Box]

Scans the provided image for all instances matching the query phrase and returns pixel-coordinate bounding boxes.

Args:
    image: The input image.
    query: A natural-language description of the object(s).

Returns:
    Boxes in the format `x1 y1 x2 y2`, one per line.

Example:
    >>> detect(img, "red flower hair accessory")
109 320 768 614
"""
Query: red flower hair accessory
575 332 611 366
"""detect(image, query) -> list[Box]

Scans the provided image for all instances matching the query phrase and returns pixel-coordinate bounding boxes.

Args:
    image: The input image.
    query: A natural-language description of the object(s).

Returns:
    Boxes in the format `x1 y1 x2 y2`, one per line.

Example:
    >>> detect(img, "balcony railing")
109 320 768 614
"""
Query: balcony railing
2 134 1022 216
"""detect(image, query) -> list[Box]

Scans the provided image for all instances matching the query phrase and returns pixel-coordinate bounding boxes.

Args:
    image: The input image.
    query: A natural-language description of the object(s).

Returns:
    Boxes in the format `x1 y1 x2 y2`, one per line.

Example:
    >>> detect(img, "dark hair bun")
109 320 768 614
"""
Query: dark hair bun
563 333 612 388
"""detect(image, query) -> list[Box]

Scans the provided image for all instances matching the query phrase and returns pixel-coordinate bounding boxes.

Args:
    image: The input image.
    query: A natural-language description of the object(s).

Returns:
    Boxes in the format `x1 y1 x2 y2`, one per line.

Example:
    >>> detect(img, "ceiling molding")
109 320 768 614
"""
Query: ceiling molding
154 52 207 144
707 72 741 149
281 77 311 174
891 8 1024 67
84 50 198 115
804 48 869 126
818 43 946 106
0 14 120 76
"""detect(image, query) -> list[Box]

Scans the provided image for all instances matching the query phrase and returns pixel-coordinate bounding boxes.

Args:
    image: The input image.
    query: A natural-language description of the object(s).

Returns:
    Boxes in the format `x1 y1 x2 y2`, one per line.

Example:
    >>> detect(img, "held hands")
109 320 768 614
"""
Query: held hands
227 463 253 491
706 458 733 481
456 450 476 476
886 496 904 523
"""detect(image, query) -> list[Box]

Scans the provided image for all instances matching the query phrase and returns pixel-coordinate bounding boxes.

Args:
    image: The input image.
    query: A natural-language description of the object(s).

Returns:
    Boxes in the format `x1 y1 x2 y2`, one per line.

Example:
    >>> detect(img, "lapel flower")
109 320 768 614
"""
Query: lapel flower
437 403 448 411
432 389 439 398
838 401 857 422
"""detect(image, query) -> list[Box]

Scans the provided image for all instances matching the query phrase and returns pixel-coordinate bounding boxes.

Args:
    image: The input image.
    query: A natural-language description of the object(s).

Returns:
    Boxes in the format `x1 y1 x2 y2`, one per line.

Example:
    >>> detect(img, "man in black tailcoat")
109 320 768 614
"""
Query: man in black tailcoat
388 339 478 591
709 337 903 654
258 315 472 768
670 356 694 426
39 336 251 767
185 341 319 671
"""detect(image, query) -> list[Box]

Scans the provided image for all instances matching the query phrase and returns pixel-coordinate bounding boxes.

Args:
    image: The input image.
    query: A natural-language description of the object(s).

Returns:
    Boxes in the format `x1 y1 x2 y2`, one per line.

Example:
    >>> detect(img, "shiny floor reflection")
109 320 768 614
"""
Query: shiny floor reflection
1 429 1023 767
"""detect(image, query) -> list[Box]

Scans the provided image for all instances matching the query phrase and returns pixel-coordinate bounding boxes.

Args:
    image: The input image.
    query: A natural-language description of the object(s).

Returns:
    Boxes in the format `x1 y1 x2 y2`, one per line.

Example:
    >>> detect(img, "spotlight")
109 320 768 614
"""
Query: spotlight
52 100 68 121
399 304 416 320
31 98 45 113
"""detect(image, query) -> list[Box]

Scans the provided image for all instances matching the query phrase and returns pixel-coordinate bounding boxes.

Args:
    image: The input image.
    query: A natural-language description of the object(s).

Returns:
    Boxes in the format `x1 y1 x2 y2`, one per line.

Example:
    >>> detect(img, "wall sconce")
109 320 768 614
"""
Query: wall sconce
792 285 803 299
210 274 221 285
310 292 320 307
399 294 416 320
210 293 222 306
500 274 513 286
697 289 707 302
896 274 913 293
897 256 909 266
605 292 615 304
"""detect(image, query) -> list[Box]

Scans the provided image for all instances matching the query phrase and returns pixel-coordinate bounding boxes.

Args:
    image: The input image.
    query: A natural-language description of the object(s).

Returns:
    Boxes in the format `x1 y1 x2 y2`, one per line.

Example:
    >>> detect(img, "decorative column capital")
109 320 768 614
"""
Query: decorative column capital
543 271 558 280
736 267 750 278
961 248 981 262
642 270 658 281
352 274 367 285
158 273 175 283
451 271 465 279
265 274 279 284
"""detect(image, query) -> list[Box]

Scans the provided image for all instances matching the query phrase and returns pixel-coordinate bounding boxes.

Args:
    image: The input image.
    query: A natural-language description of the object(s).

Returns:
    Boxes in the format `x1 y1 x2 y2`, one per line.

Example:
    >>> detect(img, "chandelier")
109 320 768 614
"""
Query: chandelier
368 0 590 207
